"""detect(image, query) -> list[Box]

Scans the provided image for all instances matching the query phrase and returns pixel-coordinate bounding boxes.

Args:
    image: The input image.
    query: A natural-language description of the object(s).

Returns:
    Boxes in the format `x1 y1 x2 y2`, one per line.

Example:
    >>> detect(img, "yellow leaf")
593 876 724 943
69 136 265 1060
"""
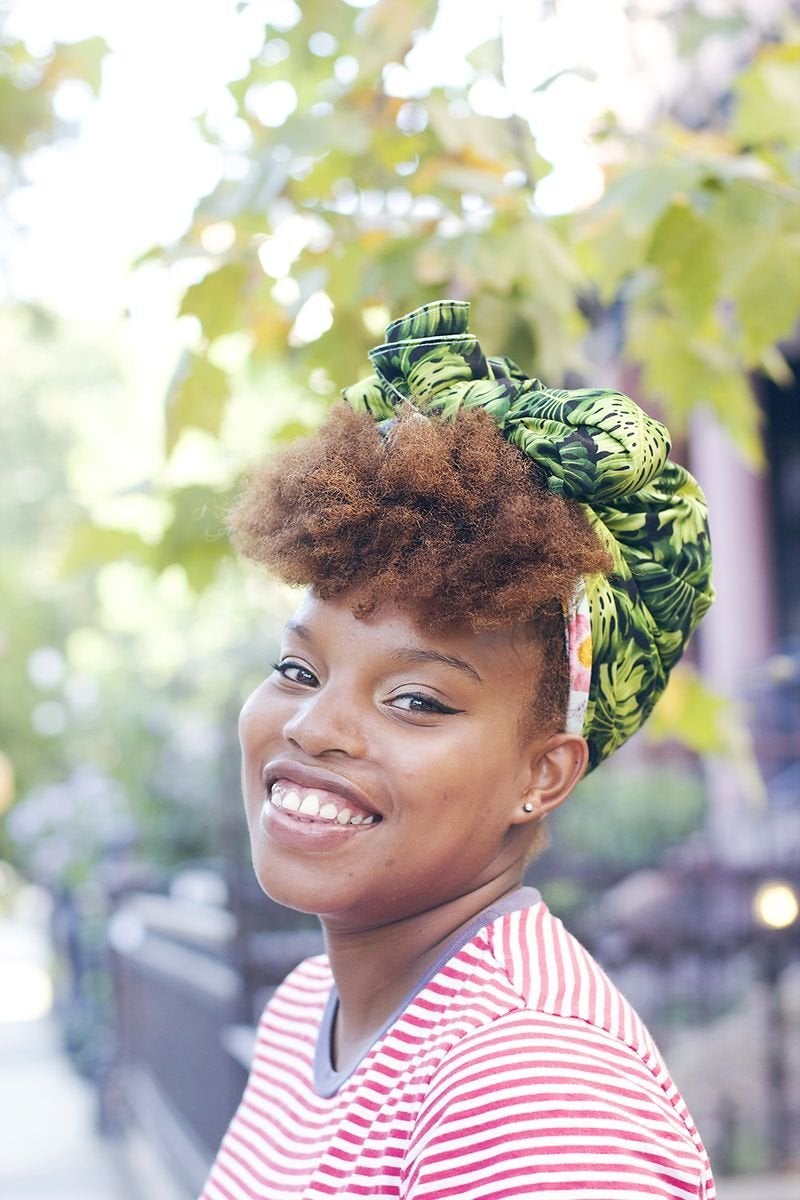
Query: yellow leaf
647 664 732 755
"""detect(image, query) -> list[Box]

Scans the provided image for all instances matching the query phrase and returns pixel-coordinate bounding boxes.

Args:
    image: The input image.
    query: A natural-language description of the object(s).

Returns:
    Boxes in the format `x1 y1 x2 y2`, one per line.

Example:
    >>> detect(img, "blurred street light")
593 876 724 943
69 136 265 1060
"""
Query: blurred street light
0 962 53 1022
752 878 799 1169
752 880 800 930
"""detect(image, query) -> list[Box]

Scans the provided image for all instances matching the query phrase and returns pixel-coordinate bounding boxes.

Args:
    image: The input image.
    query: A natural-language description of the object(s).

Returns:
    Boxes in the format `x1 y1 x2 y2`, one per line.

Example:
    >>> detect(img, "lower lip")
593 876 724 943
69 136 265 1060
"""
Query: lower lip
260 800 378 851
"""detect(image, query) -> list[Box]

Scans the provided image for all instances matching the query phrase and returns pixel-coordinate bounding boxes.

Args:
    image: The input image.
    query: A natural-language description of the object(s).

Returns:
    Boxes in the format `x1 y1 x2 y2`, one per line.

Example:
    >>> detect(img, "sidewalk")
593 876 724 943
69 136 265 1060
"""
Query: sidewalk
0 883 128 1200
0 1014 129 1200
0 887 189 1200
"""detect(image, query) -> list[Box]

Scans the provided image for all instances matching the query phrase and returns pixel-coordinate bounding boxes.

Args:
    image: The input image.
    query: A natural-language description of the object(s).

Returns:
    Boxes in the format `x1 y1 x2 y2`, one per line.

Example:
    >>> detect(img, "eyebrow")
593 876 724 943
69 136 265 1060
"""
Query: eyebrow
284 622 482 683
390 648 482 683
285 620 312 641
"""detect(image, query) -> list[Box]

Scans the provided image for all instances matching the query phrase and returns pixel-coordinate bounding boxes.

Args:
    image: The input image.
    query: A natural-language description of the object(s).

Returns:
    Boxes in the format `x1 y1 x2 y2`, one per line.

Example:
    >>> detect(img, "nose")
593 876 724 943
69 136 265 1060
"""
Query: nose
282 682 366 760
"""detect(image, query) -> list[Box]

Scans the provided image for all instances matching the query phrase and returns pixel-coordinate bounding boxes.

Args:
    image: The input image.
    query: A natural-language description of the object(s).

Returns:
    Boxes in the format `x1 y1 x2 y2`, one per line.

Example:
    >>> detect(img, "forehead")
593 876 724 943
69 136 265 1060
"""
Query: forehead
287 590 546 685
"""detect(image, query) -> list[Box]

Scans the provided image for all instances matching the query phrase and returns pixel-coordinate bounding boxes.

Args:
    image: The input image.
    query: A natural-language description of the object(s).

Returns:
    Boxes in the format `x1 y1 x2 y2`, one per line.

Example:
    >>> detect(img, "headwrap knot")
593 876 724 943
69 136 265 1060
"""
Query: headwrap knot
342 300 714 770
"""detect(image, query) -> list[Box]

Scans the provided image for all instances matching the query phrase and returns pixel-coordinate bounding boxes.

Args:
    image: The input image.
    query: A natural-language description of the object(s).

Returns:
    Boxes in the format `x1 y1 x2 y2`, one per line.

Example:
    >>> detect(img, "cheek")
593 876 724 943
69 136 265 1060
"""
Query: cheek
238 686 277 822
238 686 263 748
238 680 284 753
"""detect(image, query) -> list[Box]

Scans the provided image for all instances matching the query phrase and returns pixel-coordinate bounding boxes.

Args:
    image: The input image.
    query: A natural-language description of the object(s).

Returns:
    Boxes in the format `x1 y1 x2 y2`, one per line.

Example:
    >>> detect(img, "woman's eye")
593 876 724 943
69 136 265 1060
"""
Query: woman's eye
272 660 318 686
391 692 461 715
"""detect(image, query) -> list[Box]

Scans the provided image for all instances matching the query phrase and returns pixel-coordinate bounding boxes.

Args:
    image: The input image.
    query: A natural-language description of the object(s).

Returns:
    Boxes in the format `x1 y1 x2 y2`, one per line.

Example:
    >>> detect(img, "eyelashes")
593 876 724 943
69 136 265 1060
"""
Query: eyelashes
272 661 463 717
391 693 462 715
272 659 318 686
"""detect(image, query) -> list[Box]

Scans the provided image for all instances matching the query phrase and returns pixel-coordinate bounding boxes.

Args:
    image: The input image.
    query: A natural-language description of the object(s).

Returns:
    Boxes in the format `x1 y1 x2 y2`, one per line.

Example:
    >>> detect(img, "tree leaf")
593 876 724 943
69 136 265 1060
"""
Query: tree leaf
0 75 53 153
179 261 251 341
40 37 108 96
629 310 764 465
425 97 520 165
155 485 232 591
732 44 800 148
731 234 800 359
647 664 732 755
165 352 231 456
466 38 503 80
60 525 155 575
576 161 705 301
646 200 720 322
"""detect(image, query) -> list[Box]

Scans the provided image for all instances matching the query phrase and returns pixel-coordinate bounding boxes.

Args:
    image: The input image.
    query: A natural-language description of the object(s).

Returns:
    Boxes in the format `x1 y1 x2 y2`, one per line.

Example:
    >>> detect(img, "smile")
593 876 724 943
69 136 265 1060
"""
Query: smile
270 780 379 827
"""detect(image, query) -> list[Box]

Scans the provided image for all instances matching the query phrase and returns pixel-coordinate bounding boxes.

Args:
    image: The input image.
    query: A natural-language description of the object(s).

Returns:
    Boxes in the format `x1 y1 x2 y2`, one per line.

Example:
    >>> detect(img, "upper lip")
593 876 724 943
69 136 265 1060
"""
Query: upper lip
262 759 381 817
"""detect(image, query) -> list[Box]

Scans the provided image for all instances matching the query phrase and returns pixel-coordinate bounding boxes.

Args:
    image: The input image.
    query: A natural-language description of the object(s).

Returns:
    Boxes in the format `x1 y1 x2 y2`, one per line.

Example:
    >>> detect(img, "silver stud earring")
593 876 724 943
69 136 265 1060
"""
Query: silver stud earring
522 801 534 814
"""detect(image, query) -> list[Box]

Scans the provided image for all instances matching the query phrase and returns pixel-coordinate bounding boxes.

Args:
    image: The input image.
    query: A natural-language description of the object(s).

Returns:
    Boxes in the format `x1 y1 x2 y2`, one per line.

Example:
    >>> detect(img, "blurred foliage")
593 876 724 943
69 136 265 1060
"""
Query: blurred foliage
557 761 706 868
156 0 800 467
0 22 106 189
5 3 800 552
0 306 285 887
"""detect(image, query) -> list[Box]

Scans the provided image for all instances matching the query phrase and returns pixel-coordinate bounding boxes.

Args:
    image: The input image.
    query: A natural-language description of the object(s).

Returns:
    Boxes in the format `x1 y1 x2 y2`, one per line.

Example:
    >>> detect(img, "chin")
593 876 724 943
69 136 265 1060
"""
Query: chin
250 855 316 915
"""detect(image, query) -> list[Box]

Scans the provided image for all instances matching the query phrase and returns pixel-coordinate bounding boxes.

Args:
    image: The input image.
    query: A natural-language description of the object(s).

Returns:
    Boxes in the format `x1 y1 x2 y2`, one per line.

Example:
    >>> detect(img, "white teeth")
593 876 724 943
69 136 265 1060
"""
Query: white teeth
271 785 378 827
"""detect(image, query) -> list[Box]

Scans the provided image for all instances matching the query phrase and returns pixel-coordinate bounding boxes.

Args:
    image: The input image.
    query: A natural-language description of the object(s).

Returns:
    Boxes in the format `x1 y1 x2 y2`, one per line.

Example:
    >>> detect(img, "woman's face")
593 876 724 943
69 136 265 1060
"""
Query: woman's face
239 590 572 933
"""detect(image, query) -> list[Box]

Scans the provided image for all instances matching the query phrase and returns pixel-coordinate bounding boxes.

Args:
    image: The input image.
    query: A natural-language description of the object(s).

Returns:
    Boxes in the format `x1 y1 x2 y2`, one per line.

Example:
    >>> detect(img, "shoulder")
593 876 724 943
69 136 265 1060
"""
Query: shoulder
425 1006 680 1128
400 906 714 1197
405 1009 712 1199
483 899 660 1061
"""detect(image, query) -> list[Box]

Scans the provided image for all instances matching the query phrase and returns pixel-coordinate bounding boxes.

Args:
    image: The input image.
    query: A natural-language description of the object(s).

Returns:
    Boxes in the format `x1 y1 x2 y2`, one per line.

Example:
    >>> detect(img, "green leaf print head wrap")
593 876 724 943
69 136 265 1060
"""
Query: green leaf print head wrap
342 300 714 772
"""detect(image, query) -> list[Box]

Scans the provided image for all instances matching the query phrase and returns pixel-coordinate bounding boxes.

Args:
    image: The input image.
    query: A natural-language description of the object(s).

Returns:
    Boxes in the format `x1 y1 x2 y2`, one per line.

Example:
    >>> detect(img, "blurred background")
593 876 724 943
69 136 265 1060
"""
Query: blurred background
1 0 799 1197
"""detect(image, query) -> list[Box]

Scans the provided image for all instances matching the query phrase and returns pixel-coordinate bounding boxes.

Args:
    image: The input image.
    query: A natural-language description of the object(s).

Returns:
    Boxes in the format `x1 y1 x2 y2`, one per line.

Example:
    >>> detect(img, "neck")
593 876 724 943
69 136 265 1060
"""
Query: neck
321 873 524 1073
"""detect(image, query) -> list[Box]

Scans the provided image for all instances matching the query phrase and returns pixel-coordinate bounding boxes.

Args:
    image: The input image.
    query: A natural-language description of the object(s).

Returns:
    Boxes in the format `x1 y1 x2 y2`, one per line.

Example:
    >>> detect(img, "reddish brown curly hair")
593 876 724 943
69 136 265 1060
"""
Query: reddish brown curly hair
230 404 611 730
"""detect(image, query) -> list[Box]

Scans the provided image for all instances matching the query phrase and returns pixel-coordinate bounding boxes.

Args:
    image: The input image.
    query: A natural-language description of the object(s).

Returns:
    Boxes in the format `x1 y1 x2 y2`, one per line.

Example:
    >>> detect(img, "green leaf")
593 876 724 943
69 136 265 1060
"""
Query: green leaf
0 36 108 154
425 97 520 165
156 485 232 591
576 161 705 301
179 261 251 341
732 44 800 148
272 419 318 444
357 0 439 75
465 38 502 80
646 200 720 322
0 75 53 152
758 343 794 388
708 175 800 357
531 66 595 95
58 495 231 591
676 7 746 56
732 234 800 359
629 311 764 465
591 160 706 234
41 37 108 96
60 525 155 575
165 352 232 456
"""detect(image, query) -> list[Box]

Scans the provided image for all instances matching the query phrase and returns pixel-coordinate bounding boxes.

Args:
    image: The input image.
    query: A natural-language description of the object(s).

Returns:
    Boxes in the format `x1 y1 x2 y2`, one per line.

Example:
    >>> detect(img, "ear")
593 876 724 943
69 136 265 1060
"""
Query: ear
508 733 588 826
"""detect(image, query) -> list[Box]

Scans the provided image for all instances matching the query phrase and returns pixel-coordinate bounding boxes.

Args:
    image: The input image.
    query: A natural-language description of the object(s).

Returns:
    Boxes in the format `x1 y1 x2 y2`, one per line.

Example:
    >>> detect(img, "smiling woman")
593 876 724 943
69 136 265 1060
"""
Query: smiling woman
240 592 583 938
199 301 716 1200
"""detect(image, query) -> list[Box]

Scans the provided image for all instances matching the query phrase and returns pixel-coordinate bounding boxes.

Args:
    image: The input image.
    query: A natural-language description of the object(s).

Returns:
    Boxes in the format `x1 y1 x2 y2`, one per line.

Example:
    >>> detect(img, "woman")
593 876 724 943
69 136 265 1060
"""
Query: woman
201 301 716 1199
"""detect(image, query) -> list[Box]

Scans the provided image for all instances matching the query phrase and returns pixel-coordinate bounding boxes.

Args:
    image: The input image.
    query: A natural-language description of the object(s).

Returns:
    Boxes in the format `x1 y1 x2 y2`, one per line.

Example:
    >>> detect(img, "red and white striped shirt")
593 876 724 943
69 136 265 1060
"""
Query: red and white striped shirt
201 892 715 1199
